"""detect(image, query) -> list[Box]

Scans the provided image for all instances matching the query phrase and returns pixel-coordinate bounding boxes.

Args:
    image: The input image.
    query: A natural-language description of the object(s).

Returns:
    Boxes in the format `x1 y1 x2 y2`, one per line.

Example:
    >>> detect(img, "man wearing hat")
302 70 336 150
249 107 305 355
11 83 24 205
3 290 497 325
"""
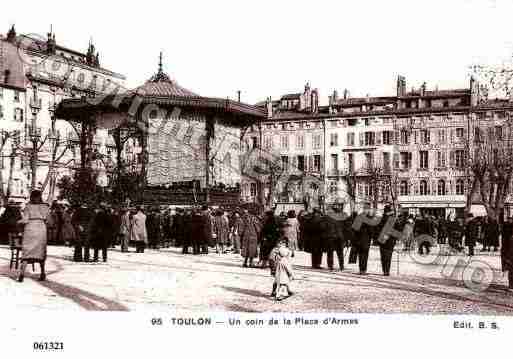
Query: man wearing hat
377 205 400 276
90 202 114 262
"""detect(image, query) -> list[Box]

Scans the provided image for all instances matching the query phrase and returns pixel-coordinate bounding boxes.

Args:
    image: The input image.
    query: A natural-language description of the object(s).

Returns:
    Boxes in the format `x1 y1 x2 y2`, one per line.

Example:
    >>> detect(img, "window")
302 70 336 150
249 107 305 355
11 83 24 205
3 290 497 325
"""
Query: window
14 90 20 102
331 154 338 172
250 183 257 197
312 134 321 149
364 131 375 146
382 131 392 145
455 149 465 168
383 152 391 172
251 137 258 149
365 152 373 169
329 181 337 194
437 179 446 195
456 128 464 138
419 151 429 169
400 152 411 169
264 136 273 149
456 179 465 195
348 153 354 173
400 181 409 196
347 132 355 146
495 126 503 140
330 133 338 147
297 155 305 171
281 156 289 171
296 134 304 149
14 108 23 122
438 129 446 144
437 151 446 168
420 180 428 195
313 155 321 172
400 129 409 145
421 130 430 144
280 135 289 149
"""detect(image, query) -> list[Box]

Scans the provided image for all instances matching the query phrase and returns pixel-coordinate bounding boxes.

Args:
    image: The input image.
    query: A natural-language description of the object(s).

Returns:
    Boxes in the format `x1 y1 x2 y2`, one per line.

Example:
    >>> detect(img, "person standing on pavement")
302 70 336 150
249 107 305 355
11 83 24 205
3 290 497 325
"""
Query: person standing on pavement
90 202 113 262
353 205 373 275
501 216 513 291
260 210 280 268
71 204 94 262
282 210 300 258
16 190 51 282
230 210 243 254
146 206 162 250
240 209 261 268
448 216 465 253
320 207 345 271
415 211 433 255
465 214 479 257
213 209 230 254
119 207 131 252
131 206 148 253
483 216 499 252
377 205 399 276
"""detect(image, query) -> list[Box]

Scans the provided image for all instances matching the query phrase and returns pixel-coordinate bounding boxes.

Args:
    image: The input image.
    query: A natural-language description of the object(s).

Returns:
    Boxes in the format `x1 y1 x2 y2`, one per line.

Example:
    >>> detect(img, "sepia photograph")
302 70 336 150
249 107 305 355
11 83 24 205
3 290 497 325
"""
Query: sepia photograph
0 0 512 356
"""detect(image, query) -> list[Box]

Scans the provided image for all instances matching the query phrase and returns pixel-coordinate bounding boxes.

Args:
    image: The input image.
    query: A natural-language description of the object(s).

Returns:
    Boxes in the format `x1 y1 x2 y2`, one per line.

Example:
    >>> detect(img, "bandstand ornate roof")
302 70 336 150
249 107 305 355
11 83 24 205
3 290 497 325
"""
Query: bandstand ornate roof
56 53 266 127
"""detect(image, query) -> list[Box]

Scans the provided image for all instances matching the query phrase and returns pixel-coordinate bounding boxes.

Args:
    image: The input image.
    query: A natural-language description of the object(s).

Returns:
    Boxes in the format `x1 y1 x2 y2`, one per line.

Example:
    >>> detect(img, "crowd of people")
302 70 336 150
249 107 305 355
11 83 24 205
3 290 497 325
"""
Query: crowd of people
1 194 512 294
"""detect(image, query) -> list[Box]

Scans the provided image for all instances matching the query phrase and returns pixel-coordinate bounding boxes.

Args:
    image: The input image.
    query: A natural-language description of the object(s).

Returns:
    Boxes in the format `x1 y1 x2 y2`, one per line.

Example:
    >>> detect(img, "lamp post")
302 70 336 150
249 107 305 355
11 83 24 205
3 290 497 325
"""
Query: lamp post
28 84 42 191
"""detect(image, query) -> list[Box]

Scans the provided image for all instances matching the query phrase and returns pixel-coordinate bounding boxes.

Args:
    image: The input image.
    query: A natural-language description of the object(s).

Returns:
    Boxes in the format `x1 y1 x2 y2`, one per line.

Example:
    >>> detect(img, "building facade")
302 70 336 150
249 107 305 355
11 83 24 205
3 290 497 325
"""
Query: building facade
0 25 125 203
242 77 513 217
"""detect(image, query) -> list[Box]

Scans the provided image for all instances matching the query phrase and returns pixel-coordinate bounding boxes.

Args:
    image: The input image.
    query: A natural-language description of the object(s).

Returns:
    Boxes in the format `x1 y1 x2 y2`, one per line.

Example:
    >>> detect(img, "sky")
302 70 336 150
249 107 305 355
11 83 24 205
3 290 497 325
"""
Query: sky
1 0 513 105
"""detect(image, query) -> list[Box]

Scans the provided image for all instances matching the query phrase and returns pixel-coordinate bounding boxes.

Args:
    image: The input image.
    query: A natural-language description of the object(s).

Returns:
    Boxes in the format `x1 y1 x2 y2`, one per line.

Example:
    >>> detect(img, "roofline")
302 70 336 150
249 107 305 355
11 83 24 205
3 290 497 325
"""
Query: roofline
262 104 513 121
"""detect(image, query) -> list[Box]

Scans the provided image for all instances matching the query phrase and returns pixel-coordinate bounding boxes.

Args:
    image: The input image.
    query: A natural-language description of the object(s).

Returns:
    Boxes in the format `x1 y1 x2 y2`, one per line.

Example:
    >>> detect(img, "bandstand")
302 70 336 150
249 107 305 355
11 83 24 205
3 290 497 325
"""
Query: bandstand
55 54 265 206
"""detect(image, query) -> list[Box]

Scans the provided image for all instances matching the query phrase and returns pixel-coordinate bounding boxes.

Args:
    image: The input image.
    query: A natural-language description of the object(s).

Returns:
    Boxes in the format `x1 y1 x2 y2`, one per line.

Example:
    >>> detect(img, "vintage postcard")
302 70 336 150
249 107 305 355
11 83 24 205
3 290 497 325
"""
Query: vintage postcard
0 0 511 357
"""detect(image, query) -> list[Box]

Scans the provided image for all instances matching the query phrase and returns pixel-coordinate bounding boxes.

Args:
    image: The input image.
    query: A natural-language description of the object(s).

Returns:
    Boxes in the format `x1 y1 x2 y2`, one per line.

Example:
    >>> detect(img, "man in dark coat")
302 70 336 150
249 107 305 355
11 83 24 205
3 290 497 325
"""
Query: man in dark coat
501 216 513 290
183 209 193 254
321 208 346 271
90 203 113 262
260 210 280 268
483 217 499 252
241 210 261 267
465 214 479 257
352 206 373 275
304 208 323 269
415 211 433 255
71 204 94 262
448 217 465 252
146 206 162 250
174 208 185 249
377 205 399 276
1 201 22 247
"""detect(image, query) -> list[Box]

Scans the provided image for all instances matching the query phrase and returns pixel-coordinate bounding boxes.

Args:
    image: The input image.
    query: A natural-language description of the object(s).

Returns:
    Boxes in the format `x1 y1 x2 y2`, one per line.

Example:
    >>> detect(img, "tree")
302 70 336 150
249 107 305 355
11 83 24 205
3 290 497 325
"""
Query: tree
467 117 513 222
340 167 358 213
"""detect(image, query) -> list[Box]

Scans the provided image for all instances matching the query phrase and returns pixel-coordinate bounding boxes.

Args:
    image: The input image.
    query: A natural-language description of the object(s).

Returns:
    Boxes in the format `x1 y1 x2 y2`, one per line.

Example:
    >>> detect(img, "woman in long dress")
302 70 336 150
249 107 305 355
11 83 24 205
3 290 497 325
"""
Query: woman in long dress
282 210 299 257
17 190 51 282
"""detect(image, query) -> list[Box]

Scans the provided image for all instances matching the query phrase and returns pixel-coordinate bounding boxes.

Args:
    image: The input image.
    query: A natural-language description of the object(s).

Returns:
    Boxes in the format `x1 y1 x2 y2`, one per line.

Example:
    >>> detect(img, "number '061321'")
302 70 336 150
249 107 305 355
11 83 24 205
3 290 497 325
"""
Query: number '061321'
33 342 64 350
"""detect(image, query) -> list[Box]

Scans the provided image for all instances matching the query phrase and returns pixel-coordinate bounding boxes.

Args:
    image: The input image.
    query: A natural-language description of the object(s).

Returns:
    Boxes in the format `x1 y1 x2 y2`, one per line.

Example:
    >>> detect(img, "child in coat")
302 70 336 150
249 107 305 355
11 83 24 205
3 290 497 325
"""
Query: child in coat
269 237 295 301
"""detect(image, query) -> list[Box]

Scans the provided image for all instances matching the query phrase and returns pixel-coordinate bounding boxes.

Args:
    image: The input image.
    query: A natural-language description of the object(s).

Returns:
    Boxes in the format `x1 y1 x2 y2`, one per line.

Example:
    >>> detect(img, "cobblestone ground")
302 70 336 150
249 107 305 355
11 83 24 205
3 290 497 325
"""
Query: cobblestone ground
0 244 512 313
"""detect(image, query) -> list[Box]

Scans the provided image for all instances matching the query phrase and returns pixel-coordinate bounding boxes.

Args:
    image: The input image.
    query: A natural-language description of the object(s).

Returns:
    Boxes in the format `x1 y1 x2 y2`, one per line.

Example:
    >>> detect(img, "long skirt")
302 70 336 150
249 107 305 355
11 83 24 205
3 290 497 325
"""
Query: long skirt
22 220 47 261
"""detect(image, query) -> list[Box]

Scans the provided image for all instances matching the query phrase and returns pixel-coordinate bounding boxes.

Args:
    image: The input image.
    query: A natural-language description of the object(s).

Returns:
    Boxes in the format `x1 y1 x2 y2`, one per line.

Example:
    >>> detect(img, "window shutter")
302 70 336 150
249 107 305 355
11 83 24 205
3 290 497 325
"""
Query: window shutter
376 131 382 145
319 155 324 172
408 152 413 169
449 150 455 167
450 129 455 143
393 153 400 169
308 155 314 172
359 132 364 146
426 130 431 144
394 130 400 144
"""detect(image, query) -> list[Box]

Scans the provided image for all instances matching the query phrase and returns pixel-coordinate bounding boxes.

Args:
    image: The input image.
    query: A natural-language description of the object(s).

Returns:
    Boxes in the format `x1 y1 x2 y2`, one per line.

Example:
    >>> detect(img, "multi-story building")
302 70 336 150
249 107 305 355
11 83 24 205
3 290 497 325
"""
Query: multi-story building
0 25 125 203
242 76 513 217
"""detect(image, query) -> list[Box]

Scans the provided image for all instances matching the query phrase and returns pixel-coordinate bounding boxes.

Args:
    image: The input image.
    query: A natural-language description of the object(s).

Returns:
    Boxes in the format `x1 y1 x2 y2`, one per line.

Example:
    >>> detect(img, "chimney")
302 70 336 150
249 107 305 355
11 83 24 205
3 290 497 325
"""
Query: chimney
420 82 427 96
397 75 406 97
6 25 16 43
343 88 349 100
470 76 479 106
266 97 273 119
311 89 319 114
